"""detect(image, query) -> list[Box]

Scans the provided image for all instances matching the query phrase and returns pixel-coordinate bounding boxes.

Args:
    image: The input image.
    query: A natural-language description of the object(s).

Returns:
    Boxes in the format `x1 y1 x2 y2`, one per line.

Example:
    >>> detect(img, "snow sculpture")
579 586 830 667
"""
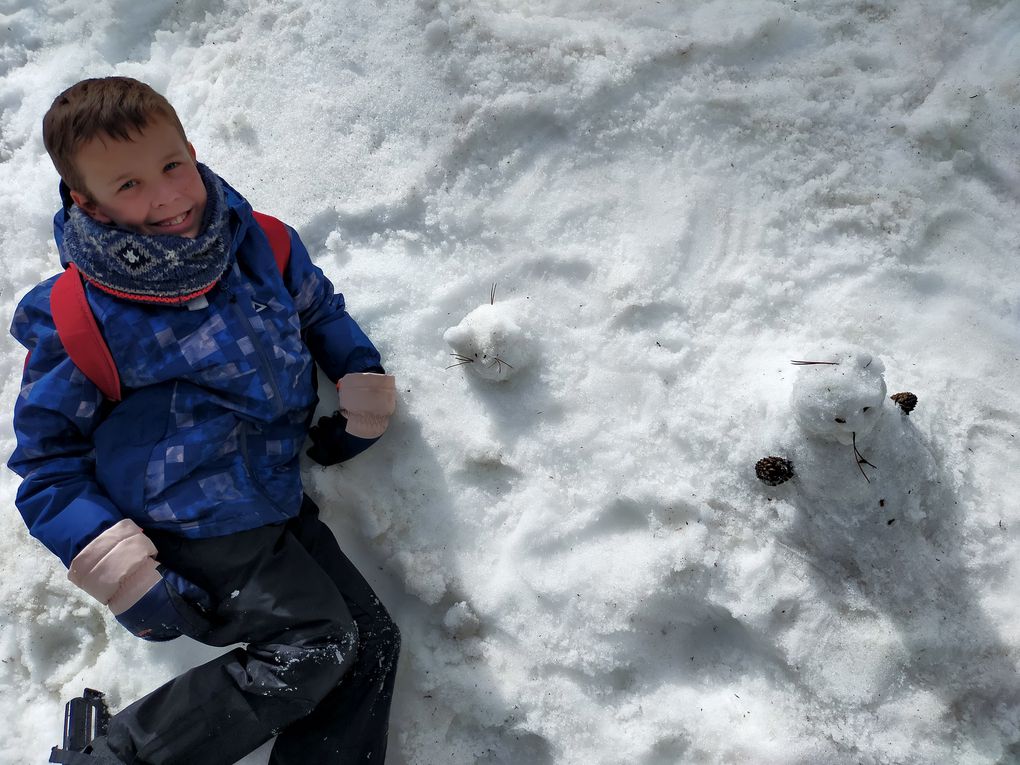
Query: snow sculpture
444 285 532 382
755 352 1020 737
756 350 919 488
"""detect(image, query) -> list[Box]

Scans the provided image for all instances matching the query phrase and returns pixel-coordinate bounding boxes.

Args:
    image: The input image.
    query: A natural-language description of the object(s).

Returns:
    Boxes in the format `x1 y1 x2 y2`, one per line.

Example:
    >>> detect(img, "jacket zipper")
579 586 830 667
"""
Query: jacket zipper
220 278 291 519
221 281 286 420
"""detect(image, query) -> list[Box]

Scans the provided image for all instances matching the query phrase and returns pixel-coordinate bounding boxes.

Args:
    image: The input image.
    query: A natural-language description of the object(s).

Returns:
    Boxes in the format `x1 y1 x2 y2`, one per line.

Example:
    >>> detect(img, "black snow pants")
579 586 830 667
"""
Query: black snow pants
105 496 400 765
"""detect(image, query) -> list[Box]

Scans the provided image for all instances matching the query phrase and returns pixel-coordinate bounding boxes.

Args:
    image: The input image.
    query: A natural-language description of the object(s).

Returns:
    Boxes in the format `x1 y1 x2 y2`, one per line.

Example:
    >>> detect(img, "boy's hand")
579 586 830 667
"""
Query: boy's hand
115 570 212 641
68 519 161 615
337 372 396 438
307 372 396 465
307 410 380 466
68 519 212 641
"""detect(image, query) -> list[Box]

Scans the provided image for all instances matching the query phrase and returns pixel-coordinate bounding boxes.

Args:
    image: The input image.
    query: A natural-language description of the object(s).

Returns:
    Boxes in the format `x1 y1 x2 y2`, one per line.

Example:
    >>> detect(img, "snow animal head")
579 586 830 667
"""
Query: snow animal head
444 290 532 382
791 351 887 446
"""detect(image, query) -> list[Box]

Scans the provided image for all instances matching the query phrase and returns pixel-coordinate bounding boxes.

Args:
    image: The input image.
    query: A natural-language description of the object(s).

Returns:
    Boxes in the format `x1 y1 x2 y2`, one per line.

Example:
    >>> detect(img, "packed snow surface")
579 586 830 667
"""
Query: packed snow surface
1 1 1019 763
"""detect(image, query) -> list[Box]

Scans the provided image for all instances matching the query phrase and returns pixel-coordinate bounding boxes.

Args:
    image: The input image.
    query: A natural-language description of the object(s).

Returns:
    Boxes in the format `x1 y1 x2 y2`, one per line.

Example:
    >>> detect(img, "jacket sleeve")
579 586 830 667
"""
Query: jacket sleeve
7 280 125 568
280 226 384 381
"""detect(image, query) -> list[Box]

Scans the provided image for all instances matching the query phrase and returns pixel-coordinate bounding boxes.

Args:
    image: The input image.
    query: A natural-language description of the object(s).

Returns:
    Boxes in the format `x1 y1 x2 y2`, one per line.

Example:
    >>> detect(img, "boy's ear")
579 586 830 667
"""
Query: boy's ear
69 189 113 224
187 142 197 162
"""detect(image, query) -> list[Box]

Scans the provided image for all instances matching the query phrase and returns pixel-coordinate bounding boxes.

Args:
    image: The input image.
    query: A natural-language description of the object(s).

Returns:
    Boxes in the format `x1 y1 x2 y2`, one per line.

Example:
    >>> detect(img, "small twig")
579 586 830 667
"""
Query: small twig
490 283 497 305
852 431 877 482
790 360 840 366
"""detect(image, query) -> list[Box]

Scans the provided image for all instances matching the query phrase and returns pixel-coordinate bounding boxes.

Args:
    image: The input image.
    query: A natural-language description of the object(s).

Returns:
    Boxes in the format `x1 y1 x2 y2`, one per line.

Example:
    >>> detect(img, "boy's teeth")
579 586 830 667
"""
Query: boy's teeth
159 212 187 226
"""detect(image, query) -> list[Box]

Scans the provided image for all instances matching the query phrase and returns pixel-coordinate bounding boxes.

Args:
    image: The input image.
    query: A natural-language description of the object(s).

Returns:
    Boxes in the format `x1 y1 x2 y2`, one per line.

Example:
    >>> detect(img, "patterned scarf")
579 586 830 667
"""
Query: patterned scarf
62 164 231 305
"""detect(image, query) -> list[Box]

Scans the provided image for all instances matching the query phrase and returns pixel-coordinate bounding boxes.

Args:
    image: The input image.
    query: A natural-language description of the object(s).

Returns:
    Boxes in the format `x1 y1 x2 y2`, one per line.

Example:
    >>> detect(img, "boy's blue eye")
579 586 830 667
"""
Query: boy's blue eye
119 180 137 191
164 161 181 172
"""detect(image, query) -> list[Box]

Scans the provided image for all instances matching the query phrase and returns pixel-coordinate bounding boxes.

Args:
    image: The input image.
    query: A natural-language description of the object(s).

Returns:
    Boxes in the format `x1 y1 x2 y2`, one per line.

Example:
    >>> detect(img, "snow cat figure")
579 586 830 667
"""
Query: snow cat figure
755 351 919 489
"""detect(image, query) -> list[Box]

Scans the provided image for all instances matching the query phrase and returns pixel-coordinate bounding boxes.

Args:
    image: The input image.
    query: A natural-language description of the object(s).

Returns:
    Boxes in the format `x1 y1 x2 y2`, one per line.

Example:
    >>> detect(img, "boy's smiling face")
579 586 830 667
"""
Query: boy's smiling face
69 117 207 239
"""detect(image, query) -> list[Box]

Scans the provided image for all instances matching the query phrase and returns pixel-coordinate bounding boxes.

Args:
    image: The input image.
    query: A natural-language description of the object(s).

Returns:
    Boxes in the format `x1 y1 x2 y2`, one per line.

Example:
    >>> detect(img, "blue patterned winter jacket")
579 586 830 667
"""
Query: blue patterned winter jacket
9 178 381 568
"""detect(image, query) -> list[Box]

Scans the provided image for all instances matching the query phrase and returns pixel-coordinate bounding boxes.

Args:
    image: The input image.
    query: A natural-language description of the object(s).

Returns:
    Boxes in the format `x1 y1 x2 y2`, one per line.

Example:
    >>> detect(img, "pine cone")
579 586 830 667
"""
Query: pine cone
890 392 917 415
755 456 794 486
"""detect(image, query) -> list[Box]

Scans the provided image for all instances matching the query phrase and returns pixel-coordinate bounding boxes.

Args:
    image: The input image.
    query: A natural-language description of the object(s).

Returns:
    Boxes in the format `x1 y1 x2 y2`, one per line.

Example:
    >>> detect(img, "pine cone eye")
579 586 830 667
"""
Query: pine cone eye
755 456 794 486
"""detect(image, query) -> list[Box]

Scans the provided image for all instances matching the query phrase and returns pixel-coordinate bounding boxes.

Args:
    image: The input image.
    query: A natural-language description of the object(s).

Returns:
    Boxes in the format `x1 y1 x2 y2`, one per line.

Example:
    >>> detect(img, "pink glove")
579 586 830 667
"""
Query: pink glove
337 372 396 438
67 519 162 615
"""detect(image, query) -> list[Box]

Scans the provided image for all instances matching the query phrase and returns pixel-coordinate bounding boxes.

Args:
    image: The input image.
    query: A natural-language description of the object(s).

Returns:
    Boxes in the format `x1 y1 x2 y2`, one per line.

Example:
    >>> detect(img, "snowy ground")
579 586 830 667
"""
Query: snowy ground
1 0 1019 763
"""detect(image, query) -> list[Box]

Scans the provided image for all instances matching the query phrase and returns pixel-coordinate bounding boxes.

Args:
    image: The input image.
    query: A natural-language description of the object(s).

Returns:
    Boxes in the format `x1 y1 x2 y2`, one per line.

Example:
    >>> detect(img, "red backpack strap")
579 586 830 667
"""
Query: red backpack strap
251 211 291 275
51 265 122 401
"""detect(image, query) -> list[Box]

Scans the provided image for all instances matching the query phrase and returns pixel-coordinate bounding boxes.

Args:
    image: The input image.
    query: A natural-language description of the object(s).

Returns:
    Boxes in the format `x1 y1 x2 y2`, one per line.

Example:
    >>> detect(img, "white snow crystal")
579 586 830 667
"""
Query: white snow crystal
442 601 481 639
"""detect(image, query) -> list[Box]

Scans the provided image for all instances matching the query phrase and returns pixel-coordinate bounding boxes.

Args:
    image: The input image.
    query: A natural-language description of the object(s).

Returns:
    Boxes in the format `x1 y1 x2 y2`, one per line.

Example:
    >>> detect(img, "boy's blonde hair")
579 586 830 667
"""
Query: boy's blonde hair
43 77 189 197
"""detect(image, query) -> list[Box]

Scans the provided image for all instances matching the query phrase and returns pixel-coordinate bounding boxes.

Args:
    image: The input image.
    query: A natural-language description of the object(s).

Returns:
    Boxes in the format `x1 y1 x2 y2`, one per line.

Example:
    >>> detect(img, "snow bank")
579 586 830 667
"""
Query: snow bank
1 0 1018 763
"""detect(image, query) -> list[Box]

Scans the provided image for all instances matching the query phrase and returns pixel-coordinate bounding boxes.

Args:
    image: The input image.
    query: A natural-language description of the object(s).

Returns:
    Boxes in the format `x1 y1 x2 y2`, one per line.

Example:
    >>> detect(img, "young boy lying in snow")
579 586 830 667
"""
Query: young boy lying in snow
8 76 399 764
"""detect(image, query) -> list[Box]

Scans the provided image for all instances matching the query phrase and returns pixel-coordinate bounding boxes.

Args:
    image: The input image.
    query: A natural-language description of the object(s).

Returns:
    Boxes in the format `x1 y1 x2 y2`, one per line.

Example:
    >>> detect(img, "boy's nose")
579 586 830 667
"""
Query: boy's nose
151 180 181 208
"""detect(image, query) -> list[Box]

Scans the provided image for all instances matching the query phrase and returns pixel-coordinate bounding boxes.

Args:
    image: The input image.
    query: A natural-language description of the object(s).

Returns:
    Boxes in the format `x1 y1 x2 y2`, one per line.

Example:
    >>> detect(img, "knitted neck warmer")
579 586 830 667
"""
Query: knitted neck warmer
62 164 231 305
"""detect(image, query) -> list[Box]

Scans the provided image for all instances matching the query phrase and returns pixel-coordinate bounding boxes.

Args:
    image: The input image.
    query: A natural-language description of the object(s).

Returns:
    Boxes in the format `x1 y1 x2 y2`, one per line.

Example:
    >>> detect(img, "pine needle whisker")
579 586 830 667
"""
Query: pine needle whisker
489 356 514 373
852 431 877 482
